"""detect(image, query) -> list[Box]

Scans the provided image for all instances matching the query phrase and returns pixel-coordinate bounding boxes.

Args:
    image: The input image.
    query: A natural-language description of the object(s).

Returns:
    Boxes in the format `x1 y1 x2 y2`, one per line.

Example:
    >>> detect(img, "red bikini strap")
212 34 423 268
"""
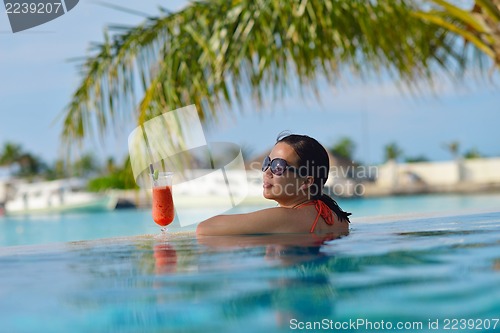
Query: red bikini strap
309 200 335 233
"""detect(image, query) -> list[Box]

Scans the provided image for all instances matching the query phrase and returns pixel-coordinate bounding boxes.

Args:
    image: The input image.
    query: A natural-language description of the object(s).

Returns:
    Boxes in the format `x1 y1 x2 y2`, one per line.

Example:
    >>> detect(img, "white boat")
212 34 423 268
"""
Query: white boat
4 178 117 215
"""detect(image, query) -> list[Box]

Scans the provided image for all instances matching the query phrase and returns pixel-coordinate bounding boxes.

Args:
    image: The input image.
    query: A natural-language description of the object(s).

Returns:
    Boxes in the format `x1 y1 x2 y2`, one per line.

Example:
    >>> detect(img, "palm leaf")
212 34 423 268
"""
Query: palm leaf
475 0 500 21
60 0 464 150
420 0 500 68
429 0 490 33
414 11 495 58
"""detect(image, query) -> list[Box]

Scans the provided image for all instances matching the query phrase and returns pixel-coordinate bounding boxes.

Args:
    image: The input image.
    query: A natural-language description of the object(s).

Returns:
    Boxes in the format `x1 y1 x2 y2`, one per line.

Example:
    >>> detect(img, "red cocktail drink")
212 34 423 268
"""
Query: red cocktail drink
151 171 175 233
152 186 174 227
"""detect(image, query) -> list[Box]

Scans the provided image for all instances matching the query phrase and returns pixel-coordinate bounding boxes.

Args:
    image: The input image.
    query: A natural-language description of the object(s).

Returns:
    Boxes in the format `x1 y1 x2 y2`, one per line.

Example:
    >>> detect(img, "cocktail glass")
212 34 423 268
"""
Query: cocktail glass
151 172 175 234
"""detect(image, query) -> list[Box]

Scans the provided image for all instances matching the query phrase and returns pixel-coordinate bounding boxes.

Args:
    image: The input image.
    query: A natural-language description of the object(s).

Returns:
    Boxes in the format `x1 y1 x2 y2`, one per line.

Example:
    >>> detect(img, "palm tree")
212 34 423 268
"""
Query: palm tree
106 157 117 174
0 142 24 176
61 0 472 150
384 142 403 162
330 137 356 161
443 140 460 159
442 140 465 181
16 153 46 178
415 0 500 67
0 142 23 167
0 143 48 178
72 153 100 178
45 159 67 180
384 142 403 189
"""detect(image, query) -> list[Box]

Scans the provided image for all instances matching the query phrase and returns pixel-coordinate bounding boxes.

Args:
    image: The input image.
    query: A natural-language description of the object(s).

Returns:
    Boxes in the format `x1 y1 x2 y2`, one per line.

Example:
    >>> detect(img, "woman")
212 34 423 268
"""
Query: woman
196 133 351 235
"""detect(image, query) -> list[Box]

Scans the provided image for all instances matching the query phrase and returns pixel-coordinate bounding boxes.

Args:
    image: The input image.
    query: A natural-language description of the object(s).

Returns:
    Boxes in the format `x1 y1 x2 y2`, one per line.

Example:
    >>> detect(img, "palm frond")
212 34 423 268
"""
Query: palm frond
418 0 500 69
61 0 466 149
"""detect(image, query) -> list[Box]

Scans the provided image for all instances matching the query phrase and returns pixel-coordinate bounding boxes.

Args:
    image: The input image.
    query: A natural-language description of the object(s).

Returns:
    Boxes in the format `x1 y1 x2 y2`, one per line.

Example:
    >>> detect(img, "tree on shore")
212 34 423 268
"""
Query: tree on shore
88 156 137 191
405 155 430 163
443 141 461 159
443 140 466 181
0 142 47 178
71 153 100 178
464 148 482 159
329 137 356 161
0 142 23 168
384 143 403 162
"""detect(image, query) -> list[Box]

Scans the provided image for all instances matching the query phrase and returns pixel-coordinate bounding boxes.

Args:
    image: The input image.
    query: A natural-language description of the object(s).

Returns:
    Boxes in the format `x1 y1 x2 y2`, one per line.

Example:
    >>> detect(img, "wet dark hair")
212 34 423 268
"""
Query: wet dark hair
276 132 351 223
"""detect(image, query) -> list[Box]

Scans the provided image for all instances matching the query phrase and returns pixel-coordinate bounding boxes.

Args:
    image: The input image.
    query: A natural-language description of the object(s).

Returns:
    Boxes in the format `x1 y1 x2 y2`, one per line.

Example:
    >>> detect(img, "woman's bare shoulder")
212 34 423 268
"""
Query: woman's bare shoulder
196 206 312 236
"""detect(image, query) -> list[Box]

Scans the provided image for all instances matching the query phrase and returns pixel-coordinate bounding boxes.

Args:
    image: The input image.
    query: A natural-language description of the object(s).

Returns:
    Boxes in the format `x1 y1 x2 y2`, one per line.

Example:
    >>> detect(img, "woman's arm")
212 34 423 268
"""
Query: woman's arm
196 207 311 236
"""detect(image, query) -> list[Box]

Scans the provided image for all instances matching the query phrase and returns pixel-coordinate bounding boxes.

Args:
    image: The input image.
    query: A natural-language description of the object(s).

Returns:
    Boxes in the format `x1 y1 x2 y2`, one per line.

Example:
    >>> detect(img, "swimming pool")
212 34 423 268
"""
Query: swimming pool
0 196 499 332
0 213 500 332
1 193 500 247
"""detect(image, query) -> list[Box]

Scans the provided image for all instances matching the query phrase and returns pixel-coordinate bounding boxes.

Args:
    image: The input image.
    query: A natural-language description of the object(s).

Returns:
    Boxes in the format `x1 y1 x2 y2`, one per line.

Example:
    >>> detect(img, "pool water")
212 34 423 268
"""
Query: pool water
1 193 500 332
0 210 499 332
1 193 500 247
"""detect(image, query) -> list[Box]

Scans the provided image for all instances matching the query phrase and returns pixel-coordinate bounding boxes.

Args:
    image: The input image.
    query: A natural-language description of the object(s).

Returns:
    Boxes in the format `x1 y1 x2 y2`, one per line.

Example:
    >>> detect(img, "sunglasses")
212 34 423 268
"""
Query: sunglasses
261 156 298 176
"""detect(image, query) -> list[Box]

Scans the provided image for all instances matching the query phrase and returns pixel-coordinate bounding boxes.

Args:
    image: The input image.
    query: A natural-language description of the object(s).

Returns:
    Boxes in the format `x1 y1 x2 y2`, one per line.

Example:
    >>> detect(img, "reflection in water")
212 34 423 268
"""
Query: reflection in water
153 243 177 274
196 232 347 328
493 258 500 271
4 211 500 333
264 243 321 262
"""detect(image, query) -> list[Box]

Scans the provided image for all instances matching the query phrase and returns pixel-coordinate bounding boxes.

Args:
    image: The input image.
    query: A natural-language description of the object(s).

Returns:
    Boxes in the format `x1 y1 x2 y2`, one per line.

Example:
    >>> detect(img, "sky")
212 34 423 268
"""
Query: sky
1 0 499 168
